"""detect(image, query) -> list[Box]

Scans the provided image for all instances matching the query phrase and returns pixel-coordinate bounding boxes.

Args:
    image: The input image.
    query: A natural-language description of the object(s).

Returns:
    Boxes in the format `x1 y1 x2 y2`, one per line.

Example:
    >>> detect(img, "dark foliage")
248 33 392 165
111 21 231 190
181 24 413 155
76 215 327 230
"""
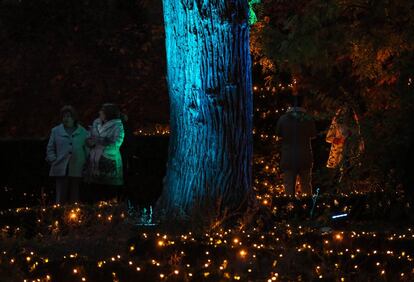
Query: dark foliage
251 0 414 192
0 0 169 137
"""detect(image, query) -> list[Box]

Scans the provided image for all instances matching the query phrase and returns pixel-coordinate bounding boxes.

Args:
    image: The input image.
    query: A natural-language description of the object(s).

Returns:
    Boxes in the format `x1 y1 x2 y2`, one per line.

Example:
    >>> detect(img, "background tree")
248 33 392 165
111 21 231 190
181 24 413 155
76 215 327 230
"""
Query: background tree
157 0 254 217
251 0 414 192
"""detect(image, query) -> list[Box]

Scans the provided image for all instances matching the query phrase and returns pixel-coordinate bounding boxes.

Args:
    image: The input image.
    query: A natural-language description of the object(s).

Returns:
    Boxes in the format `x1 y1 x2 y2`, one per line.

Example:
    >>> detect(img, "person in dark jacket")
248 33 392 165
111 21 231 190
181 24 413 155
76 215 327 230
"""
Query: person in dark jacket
276 94 317 197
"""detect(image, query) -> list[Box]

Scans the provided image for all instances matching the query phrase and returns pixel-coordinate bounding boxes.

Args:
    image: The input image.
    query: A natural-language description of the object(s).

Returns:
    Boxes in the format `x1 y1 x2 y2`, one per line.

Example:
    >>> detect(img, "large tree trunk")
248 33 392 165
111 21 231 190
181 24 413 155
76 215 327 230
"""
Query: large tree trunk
158 0 253 216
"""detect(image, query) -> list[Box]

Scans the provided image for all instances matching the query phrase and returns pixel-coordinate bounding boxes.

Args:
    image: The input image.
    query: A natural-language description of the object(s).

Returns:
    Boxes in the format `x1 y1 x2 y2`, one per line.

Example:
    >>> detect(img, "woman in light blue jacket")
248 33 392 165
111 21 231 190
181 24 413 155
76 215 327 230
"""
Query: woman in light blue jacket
46 105 88 205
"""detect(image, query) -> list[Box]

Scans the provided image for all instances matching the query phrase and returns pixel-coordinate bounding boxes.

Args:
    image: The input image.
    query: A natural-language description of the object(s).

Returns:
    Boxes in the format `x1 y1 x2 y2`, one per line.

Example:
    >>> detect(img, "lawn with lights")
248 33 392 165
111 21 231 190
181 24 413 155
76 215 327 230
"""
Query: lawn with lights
1 191 413 281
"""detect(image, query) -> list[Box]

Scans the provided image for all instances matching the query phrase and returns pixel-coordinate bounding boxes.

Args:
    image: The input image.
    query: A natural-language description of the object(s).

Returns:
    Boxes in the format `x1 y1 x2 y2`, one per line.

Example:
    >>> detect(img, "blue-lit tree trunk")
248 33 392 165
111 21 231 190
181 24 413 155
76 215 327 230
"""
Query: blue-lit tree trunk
158 0 253 216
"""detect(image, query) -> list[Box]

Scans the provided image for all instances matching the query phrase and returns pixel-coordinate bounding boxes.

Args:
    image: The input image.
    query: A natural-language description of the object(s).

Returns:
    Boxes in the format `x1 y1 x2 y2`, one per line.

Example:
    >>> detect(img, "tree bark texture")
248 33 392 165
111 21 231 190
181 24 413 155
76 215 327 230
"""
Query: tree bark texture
158 0 253 216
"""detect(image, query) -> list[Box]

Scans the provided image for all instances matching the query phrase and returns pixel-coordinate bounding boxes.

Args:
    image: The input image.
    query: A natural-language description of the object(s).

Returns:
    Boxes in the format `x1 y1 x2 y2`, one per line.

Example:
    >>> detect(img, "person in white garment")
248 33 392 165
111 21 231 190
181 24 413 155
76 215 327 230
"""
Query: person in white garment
46 105 89 205
84 103 124 202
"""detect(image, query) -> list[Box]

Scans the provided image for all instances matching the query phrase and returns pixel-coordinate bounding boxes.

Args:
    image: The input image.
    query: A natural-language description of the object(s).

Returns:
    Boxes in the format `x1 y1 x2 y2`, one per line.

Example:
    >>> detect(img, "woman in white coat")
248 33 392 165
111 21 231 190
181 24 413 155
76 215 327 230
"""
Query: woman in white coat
84 103 124 202
46 105 88 205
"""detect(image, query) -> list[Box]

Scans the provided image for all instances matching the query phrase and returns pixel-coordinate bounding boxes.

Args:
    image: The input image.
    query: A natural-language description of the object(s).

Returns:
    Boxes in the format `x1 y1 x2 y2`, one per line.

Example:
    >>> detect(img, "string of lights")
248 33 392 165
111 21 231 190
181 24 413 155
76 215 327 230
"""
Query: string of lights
1 198 413 281
1 188 413 280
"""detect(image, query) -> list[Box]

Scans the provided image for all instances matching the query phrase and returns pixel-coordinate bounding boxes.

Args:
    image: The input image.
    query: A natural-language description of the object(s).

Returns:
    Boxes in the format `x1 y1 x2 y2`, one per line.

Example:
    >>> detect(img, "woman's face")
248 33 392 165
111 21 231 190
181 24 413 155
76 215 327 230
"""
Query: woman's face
62 112 75 128
99 109 106 122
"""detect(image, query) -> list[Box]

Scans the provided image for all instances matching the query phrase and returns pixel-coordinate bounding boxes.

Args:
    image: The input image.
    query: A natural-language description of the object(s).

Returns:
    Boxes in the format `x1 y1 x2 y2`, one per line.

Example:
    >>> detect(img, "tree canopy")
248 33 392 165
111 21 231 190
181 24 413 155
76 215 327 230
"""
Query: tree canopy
251 0 414 189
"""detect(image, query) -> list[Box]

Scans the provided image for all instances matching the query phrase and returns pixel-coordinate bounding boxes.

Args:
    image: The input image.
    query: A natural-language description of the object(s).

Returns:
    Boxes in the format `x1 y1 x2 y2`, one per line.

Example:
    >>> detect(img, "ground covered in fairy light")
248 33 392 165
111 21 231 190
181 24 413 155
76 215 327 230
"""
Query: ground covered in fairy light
1 191 414 281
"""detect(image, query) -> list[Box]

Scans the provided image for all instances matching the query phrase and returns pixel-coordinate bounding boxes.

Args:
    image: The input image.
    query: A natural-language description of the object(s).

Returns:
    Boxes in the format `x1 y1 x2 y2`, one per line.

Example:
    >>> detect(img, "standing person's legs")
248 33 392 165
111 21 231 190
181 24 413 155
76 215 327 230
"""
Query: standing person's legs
94 183 105 202
55 177 69 205
116 185 125 203
68 177 81 204
111 185 121 202
98 184 117 202
298 168 313 196
283 170 297 196
84 183 99 205
102 185 112 201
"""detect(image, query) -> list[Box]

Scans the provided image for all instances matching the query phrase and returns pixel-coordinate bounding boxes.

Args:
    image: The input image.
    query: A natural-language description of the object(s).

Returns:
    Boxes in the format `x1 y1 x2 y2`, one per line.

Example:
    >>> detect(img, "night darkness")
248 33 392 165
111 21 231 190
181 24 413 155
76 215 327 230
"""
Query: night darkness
0 0 169 137
1 0 414 281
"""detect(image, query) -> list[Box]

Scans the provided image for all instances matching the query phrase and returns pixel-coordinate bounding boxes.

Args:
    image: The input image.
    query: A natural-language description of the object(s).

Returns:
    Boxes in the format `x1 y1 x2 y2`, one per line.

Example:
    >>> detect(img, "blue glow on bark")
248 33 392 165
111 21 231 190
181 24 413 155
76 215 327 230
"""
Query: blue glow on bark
160 0 253 213
249 0 260 25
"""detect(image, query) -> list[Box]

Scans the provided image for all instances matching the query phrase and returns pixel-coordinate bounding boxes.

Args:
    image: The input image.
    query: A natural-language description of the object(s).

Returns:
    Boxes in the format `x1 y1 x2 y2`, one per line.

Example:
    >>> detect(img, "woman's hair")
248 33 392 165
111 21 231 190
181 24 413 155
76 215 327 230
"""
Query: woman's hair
60 105 78 125
101 103 120 121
